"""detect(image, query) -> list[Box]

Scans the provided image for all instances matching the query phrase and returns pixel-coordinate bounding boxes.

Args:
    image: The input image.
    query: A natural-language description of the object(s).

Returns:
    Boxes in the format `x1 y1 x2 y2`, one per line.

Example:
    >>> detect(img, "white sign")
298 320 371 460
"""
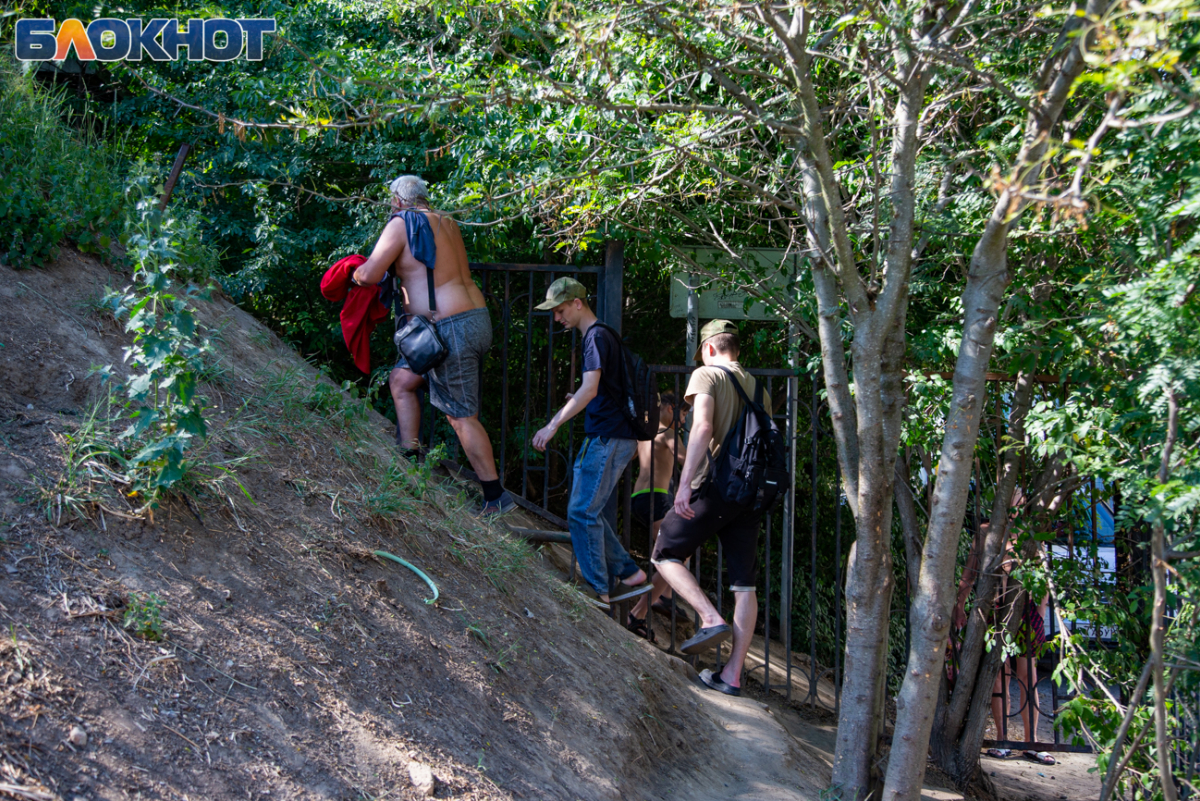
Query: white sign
668 248 804 321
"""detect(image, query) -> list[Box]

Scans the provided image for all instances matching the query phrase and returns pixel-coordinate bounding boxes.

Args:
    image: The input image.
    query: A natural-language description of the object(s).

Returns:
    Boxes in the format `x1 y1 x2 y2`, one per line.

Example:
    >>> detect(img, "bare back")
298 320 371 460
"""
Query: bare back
634 427 682 493
392 211 485 319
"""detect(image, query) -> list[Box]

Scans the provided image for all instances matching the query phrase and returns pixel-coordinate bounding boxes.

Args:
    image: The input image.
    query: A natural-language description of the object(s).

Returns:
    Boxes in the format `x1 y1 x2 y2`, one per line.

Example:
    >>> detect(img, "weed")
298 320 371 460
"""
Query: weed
8 625 31 674
123 592 166 640
550 581 590 622
353 458 417 520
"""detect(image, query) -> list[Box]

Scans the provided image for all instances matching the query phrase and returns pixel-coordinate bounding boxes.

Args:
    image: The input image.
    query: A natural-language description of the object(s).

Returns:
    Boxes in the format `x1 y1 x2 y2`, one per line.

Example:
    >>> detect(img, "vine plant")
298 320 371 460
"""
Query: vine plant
96 174 214 512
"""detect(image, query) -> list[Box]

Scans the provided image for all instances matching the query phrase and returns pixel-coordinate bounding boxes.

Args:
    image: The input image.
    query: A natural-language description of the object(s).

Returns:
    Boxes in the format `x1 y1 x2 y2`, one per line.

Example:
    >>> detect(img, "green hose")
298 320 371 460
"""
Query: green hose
373 550 439 604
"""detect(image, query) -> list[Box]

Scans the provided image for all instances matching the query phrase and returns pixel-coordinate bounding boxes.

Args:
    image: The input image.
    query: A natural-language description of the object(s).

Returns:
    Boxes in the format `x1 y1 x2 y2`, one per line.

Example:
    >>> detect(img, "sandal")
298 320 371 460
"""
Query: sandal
1023 750 1056 765
679 623 731 655
985 748 1012 759
625 613 656 643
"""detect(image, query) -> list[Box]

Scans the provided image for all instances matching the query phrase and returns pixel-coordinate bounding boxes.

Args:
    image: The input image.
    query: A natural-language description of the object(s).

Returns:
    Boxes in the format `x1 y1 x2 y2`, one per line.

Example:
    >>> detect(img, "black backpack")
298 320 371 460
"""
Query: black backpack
593 322 659 442
705 365 789 512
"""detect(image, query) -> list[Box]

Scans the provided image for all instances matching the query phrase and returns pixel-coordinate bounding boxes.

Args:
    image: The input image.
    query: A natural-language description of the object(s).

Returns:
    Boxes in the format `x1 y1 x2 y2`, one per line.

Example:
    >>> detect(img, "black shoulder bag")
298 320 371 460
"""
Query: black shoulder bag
392 254 449 376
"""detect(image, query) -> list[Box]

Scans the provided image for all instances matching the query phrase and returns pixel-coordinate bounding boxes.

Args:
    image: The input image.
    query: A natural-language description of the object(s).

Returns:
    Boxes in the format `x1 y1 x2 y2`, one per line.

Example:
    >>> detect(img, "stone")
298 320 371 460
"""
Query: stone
407 762 435 797
68 726 88 747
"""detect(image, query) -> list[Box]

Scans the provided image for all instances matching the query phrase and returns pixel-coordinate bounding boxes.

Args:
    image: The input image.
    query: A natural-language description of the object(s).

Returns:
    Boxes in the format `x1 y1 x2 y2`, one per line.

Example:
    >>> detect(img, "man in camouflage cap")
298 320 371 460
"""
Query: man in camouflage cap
531 278 652 609
650 319 771 696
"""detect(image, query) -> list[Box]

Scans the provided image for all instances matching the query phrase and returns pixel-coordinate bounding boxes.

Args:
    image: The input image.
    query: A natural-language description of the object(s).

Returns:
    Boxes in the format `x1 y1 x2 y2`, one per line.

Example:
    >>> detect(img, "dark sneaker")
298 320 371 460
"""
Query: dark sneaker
479 490 516 517
699 668 741 696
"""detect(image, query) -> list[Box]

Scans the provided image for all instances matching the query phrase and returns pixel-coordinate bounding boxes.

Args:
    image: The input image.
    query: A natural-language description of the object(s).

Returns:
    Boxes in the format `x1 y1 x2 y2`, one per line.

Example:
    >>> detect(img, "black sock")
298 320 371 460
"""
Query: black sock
481 479 503 502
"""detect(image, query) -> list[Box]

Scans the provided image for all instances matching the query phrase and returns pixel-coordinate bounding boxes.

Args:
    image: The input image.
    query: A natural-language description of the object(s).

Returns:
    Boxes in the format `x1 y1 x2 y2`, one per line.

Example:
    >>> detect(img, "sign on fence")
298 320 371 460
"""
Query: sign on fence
668 248 804 321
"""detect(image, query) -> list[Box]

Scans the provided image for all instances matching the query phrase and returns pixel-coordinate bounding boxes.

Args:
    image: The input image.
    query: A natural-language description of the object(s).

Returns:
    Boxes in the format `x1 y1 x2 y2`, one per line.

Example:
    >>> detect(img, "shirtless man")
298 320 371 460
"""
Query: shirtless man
626 392 688 637
352 175 513 515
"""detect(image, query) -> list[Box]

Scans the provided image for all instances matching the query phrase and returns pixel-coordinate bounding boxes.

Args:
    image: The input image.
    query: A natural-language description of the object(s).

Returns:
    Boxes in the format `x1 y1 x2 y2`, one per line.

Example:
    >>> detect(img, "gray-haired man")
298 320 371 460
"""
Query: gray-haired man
353 175 513 515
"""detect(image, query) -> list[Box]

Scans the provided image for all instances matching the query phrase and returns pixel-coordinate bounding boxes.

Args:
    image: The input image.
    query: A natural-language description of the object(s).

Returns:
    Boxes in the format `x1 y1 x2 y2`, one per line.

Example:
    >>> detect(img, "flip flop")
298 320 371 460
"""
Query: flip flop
679 623 731 655
609 579 653 603
985 748 1012 759
699 668 740 696
1023 750 1056 765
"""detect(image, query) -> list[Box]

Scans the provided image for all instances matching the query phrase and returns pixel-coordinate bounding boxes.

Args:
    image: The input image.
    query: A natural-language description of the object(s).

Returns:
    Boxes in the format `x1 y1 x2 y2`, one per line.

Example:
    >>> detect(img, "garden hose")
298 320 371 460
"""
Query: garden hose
373 550 439 604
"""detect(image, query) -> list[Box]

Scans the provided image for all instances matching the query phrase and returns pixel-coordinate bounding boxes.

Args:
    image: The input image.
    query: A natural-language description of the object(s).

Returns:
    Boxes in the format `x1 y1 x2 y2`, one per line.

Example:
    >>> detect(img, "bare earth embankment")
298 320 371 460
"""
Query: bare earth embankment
0 250 827 801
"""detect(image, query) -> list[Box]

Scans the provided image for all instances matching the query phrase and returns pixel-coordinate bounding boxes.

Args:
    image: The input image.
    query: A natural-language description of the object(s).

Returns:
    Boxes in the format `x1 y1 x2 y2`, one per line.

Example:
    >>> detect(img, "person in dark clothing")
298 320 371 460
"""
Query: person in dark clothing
531 278 651 609
651 320 771 696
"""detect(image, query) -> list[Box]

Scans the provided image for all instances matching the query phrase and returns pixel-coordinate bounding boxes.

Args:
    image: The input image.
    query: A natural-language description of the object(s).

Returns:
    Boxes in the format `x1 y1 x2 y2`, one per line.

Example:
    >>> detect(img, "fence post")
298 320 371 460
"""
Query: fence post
600 240 625 334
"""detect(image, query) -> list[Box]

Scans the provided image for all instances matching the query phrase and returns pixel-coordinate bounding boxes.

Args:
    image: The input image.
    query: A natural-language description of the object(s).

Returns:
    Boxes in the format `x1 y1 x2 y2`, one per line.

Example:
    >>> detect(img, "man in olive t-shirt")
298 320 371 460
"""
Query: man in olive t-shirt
650 320 771 697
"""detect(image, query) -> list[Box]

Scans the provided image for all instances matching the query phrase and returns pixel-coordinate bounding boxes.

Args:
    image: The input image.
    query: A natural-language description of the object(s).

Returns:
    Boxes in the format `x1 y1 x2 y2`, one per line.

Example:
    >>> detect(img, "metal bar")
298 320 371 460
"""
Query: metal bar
600 241 624 334
544 273 555 508
686 275 698 370
567 326 577 500
1049 544 1061 745
507 528 572 544
716 539 724 675
809 371 818 707
649 364 796 377
499 273 511 480
521 273 535 498
835 486 842 716
669 371 683 654
763 489 772 694
470 262 600 273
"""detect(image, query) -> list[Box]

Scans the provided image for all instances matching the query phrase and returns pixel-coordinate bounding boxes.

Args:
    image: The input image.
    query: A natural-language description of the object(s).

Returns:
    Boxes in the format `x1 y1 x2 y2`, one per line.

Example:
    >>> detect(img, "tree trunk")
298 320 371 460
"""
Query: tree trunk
880 0 1111 795
1151 389 1180 801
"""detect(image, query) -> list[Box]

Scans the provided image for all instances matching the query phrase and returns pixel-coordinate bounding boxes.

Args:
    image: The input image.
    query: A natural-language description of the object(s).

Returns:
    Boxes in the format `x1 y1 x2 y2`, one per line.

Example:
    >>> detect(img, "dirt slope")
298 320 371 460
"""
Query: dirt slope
0 250 827 801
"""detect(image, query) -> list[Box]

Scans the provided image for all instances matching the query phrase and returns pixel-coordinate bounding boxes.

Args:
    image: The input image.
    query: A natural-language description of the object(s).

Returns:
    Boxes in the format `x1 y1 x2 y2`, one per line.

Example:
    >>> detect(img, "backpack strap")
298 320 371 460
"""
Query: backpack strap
711 365 760 410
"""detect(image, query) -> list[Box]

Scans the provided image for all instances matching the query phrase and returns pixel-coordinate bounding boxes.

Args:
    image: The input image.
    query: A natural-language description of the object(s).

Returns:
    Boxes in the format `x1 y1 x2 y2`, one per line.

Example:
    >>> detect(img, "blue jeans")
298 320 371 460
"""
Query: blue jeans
568 436 640 595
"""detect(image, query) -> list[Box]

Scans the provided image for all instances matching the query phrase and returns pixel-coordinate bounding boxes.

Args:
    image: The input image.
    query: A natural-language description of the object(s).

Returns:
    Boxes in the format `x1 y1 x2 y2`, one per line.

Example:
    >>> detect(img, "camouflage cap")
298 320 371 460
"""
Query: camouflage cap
535 277 588 311
693 319 740 362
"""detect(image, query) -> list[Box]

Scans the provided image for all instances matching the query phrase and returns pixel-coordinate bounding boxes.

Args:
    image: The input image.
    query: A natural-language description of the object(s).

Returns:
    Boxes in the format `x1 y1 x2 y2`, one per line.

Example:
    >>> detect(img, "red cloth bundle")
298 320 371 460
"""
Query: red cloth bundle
320 255 390 374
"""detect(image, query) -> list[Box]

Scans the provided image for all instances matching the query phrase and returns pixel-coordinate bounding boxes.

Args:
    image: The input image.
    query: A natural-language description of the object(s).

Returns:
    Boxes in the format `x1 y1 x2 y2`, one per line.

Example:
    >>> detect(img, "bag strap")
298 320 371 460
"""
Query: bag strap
388 210 439 316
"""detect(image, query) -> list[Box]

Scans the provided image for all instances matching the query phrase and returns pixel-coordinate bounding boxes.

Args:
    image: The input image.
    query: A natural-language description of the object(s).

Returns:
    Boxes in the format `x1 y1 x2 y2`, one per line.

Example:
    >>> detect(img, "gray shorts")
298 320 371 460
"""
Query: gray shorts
394 307 492 418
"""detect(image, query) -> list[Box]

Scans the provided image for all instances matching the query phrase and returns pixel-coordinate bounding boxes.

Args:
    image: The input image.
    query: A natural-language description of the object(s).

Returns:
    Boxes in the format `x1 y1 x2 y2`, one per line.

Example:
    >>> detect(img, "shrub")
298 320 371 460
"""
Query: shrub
0 61 125 268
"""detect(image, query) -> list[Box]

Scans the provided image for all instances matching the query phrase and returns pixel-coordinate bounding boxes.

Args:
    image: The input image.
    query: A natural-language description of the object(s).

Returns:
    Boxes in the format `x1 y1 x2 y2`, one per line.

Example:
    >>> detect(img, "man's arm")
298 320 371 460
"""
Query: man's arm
353 217 406 286
532 370 600 452
673 393 714 520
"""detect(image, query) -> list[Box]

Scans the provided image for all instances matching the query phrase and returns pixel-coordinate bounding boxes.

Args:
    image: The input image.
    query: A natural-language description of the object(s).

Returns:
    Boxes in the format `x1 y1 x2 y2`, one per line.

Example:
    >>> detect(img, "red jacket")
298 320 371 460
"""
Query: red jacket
320 255 390 374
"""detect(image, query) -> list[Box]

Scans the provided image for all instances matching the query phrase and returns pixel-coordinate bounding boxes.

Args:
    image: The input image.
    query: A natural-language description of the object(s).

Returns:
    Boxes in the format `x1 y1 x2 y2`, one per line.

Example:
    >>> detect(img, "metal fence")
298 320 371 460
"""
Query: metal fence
407 259 1200 761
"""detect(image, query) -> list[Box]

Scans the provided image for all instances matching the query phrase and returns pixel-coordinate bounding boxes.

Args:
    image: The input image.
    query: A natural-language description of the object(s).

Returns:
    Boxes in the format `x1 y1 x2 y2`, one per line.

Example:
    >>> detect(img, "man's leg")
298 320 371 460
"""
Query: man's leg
446 414 499 481
1014 654 1039 741
719 590 757 689
601 512 646 588
390 367 425 450
567 439 619 598
655 560 723 629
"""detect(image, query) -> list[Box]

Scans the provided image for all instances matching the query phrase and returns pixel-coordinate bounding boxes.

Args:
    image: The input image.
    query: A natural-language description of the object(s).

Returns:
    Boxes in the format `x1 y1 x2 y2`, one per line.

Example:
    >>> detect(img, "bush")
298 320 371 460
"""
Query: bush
0 61 126 268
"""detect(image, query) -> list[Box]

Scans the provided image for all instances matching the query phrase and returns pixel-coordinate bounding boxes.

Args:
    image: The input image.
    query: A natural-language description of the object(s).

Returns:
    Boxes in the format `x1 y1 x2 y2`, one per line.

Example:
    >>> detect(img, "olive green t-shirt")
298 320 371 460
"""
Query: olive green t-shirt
684 362 773 491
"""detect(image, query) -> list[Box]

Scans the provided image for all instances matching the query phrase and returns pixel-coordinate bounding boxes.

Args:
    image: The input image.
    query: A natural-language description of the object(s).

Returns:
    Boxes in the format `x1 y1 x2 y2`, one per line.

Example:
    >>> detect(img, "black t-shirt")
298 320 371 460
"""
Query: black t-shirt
582 323 637 439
